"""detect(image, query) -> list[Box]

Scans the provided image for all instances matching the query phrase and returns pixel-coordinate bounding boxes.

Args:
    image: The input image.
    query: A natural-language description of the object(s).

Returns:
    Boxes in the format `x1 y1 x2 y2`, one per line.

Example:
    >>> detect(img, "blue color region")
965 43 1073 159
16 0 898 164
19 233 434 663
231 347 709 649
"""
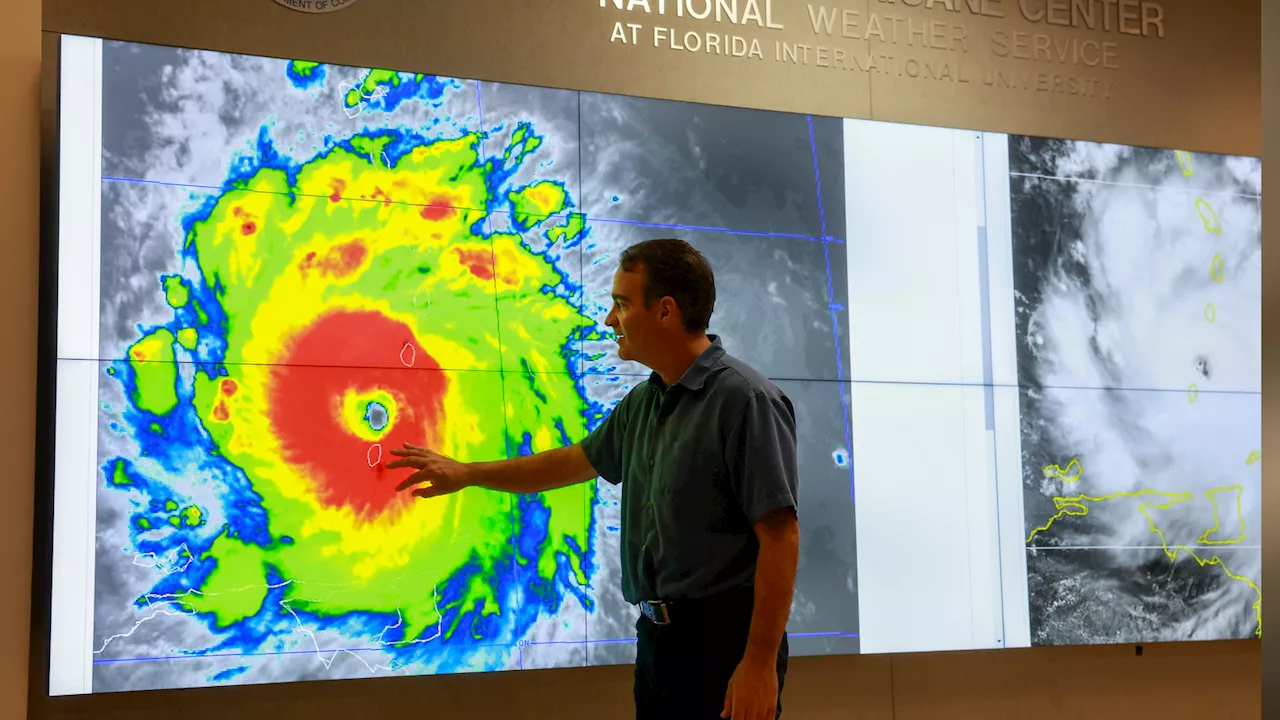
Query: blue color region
210 665 250 682
346 72 460 114
364 401 389 431
285 61 326 90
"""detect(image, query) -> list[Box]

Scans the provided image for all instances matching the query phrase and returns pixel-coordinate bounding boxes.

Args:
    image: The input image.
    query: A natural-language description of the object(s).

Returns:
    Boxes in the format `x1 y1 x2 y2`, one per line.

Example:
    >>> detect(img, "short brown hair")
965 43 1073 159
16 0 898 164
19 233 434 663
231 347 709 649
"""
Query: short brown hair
618 238 716 333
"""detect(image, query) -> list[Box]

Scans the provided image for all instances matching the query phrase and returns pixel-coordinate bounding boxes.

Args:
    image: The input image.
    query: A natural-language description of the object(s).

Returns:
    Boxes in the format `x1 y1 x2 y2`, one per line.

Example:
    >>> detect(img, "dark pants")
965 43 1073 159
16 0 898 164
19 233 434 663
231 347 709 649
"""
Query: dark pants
633 590 789 719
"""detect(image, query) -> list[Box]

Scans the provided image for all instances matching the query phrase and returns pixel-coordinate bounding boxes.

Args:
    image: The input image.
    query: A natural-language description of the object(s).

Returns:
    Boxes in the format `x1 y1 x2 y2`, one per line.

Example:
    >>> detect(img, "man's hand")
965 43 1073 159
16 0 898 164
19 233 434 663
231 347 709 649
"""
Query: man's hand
721 654 778 720
386 443 471 498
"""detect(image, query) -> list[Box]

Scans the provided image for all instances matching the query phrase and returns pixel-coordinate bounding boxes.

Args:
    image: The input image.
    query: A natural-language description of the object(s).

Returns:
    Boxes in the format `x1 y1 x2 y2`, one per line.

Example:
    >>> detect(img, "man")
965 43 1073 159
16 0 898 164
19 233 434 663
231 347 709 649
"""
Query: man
388 238 799 719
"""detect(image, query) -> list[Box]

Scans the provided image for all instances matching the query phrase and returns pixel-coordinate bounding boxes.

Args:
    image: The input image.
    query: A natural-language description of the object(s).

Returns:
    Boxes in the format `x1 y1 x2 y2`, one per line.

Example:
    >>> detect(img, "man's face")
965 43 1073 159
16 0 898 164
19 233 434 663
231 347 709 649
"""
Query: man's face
604 266 668 365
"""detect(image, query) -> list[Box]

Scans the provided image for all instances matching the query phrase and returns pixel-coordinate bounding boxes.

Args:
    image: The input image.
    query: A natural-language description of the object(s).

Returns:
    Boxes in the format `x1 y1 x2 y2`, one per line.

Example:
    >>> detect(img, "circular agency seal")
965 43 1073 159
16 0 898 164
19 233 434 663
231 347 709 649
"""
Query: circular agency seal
273 0 360 13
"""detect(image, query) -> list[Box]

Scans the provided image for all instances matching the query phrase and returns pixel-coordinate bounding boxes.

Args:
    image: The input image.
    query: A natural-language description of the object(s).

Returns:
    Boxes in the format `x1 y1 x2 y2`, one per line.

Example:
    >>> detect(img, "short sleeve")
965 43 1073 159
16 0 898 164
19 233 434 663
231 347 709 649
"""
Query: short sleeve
726 389 799 525
579 387 633 485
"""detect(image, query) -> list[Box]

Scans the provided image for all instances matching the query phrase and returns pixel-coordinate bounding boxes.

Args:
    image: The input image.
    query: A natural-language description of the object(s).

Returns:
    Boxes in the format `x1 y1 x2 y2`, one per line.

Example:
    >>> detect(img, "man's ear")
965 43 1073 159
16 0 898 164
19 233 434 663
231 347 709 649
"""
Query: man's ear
658 296 678 325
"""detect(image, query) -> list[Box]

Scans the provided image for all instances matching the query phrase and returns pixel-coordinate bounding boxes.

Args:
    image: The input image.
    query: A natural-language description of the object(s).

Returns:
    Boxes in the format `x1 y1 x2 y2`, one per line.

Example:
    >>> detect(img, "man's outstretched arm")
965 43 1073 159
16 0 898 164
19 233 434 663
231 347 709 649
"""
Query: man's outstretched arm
389 443 599 498
391 380 633 499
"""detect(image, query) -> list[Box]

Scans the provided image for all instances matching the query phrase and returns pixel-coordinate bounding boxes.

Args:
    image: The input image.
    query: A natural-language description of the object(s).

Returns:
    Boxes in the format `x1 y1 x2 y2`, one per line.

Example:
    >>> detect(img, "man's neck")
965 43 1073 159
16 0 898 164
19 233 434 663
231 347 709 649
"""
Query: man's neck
653 333 713 388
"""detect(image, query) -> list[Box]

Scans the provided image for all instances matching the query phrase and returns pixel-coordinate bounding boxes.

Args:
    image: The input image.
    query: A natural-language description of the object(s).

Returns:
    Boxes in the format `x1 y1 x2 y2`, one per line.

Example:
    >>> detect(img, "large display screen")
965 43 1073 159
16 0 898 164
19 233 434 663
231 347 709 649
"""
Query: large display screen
44 35 1261 696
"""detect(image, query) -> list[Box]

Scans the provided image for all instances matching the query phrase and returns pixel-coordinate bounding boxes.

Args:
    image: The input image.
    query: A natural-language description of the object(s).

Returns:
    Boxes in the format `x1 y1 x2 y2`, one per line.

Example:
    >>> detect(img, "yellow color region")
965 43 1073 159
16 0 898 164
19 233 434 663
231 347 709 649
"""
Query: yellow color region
339 388 397 442
176 327 199 350
1028 486 1261 637
299 137 490 211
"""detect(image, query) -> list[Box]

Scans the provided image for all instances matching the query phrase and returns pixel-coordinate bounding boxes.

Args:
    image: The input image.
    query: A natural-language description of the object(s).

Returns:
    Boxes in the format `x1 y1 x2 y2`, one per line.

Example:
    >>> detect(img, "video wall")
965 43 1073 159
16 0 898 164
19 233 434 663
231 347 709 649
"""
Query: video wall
45 34 1261 695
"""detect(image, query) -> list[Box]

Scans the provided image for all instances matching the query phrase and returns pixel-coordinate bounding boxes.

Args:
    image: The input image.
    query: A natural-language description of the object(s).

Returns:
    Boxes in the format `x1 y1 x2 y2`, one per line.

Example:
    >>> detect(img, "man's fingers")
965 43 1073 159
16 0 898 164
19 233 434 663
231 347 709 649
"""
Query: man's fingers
395 469 436 492
385 456 431 472
411 484 448 500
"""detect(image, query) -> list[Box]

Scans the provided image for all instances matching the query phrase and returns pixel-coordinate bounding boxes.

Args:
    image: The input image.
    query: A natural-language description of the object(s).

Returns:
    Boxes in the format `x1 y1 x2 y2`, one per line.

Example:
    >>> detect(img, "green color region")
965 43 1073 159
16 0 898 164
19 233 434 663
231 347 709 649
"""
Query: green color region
504 123 543 166
135 516 152 531
181 506 205 527
182 532 270 629
163 275 189 308
128 329 178 416
185 129 593 644
350 135 393 161
344 69 401 108
108 460 134 487
167 504 202 527
290 60 321 78
508 182 568 229
548 213 586 244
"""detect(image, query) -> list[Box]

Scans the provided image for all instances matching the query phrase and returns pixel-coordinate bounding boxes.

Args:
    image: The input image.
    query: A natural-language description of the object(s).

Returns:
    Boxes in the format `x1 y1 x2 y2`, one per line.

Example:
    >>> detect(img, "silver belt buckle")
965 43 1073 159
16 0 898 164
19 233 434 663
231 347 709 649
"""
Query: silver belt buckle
642 600 670 625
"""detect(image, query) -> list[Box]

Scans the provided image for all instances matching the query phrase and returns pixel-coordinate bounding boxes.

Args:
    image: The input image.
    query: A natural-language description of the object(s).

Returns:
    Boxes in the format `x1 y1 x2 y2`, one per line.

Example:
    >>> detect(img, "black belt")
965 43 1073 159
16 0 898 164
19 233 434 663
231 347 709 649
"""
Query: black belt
638 587 754 626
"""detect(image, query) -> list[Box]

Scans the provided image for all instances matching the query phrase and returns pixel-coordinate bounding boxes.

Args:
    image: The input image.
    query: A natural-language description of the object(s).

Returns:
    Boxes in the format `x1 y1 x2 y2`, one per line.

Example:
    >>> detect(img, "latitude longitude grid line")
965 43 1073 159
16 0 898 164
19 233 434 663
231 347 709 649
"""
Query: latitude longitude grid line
1028 545 1262 552
807 115 855 508
1008 171 1262 200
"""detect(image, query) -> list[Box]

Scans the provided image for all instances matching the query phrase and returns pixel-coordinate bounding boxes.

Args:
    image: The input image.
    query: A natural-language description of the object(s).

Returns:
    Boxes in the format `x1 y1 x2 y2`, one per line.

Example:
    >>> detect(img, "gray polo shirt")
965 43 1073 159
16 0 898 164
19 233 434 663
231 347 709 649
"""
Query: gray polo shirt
581 336 799 604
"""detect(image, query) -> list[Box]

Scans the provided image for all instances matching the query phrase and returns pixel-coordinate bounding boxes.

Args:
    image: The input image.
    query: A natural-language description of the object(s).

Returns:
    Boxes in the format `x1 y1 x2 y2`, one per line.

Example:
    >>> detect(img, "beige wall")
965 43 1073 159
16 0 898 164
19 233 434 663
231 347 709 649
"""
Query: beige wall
42 0 1262 157
1262 0 1279 713
2 0 41 716
4 0 1268 717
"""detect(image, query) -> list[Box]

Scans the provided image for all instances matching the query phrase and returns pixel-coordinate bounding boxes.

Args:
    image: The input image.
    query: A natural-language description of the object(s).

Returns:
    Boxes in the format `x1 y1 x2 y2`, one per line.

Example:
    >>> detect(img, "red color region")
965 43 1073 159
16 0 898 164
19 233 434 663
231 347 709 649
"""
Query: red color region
420 195 459 222
454 247 495 282
297 241 369 280
268 311 447 517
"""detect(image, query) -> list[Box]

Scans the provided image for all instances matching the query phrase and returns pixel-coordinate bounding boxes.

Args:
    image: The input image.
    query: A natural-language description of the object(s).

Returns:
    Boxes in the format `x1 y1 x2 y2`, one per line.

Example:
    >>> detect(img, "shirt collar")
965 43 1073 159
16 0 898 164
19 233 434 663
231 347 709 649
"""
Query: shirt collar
648 335 725 393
